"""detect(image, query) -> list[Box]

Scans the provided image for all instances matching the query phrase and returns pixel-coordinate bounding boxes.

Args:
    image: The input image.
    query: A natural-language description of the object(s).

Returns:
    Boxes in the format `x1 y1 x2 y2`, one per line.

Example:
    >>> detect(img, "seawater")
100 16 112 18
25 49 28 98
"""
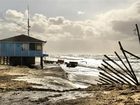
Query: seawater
46 54 140 84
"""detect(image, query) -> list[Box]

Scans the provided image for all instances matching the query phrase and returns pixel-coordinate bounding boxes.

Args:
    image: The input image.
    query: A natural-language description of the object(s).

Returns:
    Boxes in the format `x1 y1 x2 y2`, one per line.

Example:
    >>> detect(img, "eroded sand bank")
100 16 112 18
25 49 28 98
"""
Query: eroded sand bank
0 65 140 105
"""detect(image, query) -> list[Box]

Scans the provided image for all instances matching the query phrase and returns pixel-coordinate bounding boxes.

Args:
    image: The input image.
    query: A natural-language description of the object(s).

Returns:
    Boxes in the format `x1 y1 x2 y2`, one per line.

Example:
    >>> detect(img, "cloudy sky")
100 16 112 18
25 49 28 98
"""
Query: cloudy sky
0 0 140 54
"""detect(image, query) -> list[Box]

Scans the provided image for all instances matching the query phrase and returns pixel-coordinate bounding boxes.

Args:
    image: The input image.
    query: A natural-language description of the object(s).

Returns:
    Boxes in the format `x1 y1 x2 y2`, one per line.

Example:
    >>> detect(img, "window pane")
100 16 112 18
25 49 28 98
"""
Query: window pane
36 44 42 51
22 43 29 50
29 43 35 50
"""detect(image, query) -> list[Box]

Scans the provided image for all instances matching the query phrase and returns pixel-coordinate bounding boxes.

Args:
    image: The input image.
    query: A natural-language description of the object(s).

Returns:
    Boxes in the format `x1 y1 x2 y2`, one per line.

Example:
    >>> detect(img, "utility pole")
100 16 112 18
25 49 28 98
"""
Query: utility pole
27 2 30 36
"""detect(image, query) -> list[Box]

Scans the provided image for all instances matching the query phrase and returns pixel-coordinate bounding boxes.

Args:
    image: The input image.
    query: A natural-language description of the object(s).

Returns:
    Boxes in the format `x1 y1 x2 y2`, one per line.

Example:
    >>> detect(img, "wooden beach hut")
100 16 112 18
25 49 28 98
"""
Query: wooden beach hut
0 34 46 68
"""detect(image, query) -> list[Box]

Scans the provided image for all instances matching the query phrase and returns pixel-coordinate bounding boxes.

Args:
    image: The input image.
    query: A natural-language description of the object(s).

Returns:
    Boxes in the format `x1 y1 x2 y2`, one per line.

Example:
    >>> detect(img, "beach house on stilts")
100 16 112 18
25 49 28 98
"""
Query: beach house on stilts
0 34 46 68
0 3 48 68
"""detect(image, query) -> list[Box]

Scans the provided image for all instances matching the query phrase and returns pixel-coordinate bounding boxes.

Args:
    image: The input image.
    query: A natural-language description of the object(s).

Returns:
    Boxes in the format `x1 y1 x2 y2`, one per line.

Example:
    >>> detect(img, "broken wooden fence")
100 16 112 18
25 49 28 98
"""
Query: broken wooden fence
98 41 139 86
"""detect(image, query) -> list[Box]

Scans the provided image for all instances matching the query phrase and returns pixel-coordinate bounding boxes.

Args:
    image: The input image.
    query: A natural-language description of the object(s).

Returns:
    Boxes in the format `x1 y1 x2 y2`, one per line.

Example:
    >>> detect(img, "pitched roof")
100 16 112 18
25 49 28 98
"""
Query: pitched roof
0 34 46 43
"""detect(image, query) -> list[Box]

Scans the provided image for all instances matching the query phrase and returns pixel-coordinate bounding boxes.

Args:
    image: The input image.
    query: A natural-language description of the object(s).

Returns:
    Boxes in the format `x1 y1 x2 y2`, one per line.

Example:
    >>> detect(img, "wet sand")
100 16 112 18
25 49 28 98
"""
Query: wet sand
0 65 140 105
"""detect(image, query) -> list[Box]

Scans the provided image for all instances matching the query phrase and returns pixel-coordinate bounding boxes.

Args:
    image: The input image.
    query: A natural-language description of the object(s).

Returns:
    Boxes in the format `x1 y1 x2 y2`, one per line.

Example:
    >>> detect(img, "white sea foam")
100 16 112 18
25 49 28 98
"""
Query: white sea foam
57 54 140 84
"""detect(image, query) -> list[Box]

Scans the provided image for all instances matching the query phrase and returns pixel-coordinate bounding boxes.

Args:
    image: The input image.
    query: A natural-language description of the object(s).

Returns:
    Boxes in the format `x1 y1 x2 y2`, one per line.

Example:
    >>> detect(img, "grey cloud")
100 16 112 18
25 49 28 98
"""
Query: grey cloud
62 23 84 39
32 14 47 22
31 23 46 33
47 25 63 34
48 17 65 25
134 2 140 13
46 39 118 54
112 20 140 36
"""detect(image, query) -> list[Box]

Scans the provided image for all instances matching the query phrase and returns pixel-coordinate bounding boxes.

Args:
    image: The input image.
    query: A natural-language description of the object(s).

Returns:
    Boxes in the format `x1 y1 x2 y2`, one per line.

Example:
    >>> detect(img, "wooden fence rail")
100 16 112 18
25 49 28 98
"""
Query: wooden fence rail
98 41 139 86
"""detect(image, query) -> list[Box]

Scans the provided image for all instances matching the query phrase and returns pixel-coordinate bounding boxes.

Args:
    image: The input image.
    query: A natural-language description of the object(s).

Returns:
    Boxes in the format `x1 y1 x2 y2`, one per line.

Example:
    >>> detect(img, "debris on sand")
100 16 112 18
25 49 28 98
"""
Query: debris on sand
0 65 140 105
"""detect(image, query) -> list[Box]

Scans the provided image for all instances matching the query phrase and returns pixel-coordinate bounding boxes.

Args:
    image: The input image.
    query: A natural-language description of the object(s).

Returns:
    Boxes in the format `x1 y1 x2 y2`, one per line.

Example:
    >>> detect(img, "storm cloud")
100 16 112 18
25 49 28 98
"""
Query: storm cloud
0 1 140 54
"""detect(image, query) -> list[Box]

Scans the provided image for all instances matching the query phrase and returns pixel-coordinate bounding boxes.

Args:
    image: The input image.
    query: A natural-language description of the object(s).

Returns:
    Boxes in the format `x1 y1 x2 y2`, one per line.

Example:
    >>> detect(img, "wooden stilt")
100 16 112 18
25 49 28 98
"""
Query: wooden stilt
0 57 1 64
40 57 43 69
6 57 8 65
4 57 6 65
2 57 5 65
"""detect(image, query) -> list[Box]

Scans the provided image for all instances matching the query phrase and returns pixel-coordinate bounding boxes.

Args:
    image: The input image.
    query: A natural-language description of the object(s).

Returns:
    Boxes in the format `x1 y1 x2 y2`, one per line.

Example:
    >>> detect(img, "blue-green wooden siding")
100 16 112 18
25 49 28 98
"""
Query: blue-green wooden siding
0 42 43 57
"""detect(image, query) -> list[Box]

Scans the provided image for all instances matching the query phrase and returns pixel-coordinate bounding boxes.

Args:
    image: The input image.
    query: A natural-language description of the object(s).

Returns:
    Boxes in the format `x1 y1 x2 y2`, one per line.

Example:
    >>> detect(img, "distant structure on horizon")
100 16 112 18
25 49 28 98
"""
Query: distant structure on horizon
0 34 47 68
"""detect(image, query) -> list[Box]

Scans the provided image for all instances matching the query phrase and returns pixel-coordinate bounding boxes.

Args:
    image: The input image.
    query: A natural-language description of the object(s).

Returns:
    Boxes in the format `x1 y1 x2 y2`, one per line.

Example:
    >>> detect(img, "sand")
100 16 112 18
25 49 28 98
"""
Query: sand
0 65 139 105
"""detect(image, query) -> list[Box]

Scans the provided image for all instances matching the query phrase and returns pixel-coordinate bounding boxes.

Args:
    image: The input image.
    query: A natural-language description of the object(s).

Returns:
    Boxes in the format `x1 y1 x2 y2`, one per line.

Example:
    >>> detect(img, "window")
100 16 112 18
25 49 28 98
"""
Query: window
29 43 42 51
29 43 35 50
36 43 42 51
22 43 29 50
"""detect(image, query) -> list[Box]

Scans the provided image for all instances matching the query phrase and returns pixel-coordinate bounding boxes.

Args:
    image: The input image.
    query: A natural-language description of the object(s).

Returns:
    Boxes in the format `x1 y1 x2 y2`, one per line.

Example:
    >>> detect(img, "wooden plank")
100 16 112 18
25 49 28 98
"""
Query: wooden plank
118 41 139 85
98 66 122 84
104 54 136 84
135 24 140 44
102 60 132 85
